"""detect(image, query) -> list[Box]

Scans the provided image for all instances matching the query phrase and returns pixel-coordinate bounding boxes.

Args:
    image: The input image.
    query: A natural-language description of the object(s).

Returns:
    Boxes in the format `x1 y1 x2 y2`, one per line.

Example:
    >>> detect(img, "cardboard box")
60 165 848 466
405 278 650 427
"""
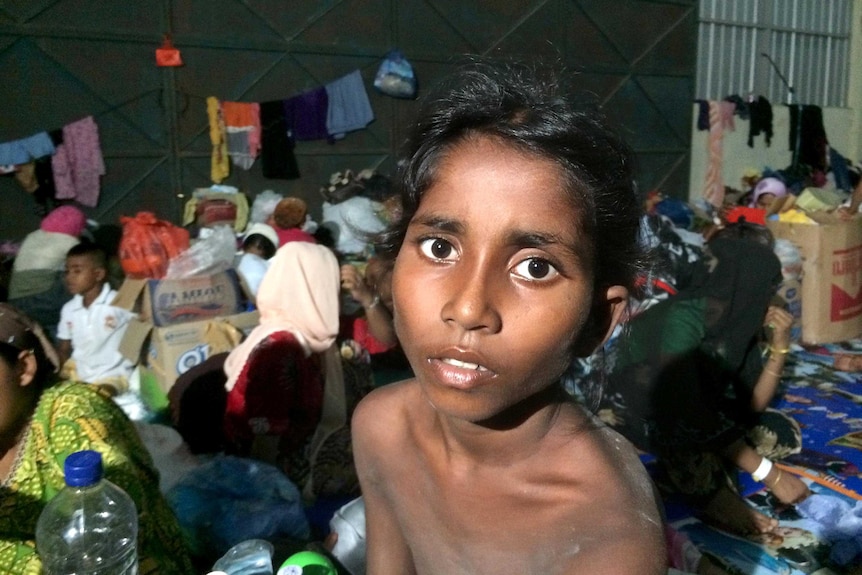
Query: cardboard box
767 215 862 344
113 269 245 327
120 310 259 398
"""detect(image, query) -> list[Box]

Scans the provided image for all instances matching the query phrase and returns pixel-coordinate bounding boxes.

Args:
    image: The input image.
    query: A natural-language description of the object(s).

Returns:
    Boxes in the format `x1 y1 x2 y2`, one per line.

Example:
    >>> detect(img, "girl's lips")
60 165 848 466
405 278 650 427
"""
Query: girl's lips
427 357 495 389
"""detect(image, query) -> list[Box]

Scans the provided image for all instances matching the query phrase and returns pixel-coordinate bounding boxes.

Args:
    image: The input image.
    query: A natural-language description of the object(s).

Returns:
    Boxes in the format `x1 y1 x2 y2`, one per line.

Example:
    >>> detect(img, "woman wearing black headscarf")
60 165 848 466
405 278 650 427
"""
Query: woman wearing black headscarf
602 227 810 536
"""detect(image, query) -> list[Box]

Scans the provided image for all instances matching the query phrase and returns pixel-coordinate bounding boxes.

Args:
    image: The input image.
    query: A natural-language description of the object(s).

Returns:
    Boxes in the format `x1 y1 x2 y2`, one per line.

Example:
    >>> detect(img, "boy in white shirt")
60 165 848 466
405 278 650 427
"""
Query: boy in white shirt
57 242 136 401
235 222 278 301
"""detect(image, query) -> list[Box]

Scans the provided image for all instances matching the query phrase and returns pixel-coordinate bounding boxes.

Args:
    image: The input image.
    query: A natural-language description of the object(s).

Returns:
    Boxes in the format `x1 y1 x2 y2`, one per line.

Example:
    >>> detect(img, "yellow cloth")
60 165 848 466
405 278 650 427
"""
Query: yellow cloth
207 96 229 183
60 358 129 394
776 208 816 224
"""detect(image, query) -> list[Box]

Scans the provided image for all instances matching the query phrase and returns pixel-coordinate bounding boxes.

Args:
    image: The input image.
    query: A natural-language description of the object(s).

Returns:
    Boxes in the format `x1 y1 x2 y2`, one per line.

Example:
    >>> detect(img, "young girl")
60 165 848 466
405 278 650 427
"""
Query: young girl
351 61 667 574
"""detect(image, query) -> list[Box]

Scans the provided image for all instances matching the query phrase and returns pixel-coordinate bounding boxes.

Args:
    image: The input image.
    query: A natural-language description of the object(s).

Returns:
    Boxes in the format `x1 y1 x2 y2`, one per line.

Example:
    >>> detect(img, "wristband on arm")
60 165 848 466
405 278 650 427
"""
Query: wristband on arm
751 457 774 482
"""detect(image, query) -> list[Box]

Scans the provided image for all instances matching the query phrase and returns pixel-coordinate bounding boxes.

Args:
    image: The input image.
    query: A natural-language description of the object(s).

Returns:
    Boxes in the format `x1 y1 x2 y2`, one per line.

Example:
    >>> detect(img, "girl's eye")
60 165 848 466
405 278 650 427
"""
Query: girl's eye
513 258 559 281
419 237 457 261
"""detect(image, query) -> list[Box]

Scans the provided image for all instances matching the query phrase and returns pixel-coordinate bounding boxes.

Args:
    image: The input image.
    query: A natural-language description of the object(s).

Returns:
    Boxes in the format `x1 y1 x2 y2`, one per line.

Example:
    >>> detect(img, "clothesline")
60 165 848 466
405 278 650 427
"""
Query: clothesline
1 67 375 154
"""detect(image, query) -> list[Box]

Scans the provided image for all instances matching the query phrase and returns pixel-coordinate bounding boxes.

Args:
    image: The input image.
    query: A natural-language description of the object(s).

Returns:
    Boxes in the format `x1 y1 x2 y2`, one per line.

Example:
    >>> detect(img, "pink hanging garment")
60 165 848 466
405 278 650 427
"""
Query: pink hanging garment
51 116 106 207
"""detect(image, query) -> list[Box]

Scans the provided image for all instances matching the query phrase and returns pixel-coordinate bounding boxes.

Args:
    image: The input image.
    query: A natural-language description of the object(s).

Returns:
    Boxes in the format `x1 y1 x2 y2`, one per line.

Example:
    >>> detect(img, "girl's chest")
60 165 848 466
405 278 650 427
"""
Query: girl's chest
395 477 590 575
392 457 589 560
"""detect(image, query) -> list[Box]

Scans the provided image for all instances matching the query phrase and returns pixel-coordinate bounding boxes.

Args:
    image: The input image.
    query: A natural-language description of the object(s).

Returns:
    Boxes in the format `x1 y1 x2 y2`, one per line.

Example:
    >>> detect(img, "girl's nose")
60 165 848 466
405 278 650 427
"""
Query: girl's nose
440 264 502 334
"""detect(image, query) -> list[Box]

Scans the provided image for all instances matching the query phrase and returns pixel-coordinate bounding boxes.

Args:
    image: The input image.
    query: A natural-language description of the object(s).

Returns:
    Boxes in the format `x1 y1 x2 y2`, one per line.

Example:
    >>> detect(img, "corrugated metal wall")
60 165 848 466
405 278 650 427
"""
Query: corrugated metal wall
696 0 852 106
0 0 696 240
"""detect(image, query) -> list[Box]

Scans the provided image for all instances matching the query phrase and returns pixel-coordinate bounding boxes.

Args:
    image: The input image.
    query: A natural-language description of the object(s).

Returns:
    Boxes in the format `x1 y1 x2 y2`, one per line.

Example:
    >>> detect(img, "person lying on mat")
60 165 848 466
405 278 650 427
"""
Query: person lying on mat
599 222 811 537
351 60 667 574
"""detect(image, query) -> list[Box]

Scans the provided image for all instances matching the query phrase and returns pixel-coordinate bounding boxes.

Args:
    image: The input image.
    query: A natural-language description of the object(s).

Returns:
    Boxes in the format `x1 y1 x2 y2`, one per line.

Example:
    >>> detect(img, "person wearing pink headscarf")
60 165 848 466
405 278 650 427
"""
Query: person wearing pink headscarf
223 242 344 482
8 205 87 339
749 177 788 209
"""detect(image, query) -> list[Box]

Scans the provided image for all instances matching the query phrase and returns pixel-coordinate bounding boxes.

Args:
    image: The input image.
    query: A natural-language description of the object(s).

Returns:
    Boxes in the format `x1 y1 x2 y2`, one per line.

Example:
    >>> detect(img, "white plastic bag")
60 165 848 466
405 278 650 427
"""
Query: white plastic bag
166 224 237 278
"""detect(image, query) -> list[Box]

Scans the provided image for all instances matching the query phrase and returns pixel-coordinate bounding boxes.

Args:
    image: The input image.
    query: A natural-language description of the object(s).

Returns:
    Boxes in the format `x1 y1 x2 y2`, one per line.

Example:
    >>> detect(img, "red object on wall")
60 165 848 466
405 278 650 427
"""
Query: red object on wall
156 35 183 67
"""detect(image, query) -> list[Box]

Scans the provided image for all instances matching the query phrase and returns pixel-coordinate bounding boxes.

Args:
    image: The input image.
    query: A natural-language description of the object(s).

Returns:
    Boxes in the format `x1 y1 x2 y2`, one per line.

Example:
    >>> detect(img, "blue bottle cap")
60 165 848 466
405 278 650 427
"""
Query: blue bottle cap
64 450 103 487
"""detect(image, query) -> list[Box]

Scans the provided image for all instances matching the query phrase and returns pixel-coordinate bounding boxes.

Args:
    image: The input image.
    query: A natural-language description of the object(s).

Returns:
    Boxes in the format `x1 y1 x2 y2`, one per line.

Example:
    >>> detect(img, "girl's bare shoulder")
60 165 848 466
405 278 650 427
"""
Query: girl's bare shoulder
570 418 656 496
352 379 421 444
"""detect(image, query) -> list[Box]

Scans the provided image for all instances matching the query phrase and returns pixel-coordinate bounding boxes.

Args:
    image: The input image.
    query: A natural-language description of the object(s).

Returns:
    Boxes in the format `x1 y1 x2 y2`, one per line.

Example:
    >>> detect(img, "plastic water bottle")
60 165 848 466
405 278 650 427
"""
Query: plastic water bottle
210 539 274 575
35 450 139 575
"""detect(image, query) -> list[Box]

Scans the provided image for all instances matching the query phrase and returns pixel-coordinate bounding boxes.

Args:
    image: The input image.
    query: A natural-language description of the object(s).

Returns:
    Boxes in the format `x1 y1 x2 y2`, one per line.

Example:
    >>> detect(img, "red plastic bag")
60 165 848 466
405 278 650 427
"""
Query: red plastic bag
119 212 190 279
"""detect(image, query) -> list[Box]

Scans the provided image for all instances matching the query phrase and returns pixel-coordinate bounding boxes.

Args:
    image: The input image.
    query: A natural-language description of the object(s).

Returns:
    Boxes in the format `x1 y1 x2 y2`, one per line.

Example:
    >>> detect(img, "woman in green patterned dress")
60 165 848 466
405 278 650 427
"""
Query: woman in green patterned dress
0 302 194 574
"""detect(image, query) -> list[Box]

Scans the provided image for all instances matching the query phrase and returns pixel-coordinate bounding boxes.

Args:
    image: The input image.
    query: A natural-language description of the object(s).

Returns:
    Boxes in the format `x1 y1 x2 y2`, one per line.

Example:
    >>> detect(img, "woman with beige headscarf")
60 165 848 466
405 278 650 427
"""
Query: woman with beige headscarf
223 242 343 487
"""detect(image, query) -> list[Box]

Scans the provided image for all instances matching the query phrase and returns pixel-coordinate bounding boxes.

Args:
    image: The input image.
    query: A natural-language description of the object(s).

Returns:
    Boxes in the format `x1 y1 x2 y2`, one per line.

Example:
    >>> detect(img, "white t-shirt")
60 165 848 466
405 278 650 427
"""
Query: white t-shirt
57 283 136 383
236 252 270 298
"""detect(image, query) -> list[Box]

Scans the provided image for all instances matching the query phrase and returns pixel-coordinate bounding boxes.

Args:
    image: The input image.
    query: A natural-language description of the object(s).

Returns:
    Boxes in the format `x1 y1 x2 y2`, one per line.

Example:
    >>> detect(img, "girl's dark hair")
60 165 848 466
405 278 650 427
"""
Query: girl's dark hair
375 58 647 294
242 234 277 259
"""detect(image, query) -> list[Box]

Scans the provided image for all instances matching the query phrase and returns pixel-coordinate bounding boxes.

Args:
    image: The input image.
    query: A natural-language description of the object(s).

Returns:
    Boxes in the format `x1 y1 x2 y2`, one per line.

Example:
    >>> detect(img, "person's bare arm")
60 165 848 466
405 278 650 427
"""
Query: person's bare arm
57 338 72 369
351 391 416 575
341 264 398 347
722 438 810 505
751 306 793 412
839 178 862 217
362 300 398 347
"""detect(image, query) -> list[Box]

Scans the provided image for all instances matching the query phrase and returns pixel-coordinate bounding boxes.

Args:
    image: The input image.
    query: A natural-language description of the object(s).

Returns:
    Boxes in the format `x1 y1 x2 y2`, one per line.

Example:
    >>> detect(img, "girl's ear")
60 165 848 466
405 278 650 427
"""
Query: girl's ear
572 285 629 357
597 285 629 345
17 349 38 388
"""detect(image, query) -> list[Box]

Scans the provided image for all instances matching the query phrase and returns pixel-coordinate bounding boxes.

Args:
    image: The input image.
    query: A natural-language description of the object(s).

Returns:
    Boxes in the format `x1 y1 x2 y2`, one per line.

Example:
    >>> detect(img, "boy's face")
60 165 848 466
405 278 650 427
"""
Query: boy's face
392 136 627 425
64 254 105 296
245 243 266 258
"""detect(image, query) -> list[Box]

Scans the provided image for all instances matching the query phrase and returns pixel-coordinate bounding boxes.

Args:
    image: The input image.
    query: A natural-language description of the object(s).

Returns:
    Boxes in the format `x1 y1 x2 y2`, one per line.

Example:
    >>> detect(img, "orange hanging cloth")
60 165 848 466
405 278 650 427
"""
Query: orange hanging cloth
155 34 183 67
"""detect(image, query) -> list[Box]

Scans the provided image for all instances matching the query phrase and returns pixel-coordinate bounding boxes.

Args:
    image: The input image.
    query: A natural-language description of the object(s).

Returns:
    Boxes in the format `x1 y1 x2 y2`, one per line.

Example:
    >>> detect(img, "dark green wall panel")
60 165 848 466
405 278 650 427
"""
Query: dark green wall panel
0 0 696 240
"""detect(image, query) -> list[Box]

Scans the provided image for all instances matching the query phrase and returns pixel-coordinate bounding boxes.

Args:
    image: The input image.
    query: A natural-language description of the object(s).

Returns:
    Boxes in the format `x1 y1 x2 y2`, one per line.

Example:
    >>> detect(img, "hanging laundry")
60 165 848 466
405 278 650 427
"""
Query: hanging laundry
830 147 852 192
32 155 59 215
701 100 735 208
51 116 105 207
2 128 62 215
723 94 750 121
207 96 229 183
325 69 374 139
259 100 300 180
221 101 261 170
13 162 38 193
789 104 828 172
284 87 329 142
747 96 773 148
694 99 709 131
0 132 55 166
